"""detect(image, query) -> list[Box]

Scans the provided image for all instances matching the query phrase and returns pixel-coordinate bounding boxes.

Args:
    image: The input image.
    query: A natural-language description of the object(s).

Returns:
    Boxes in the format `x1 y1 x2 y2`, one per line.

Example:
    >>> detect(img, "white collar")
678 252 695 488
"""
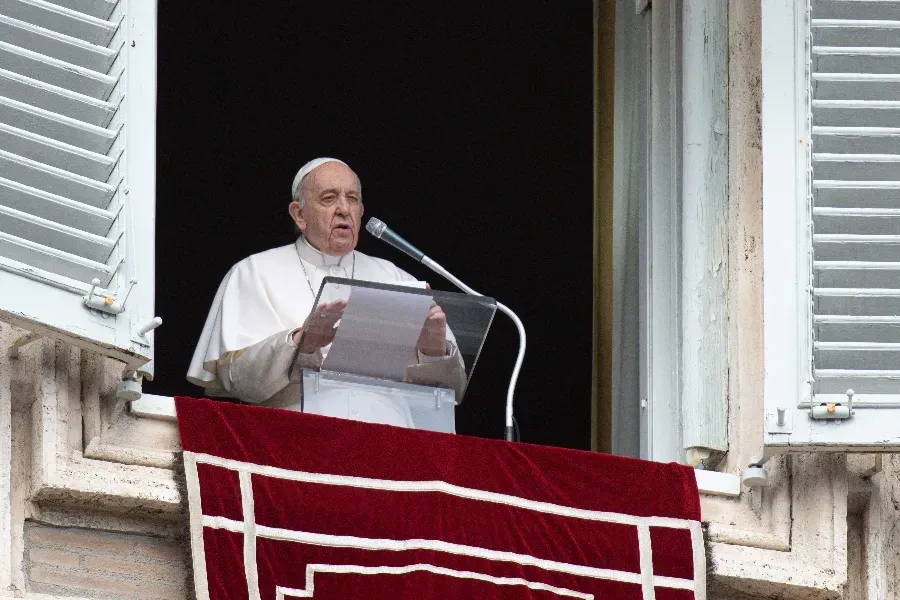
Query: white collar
295 235 354 268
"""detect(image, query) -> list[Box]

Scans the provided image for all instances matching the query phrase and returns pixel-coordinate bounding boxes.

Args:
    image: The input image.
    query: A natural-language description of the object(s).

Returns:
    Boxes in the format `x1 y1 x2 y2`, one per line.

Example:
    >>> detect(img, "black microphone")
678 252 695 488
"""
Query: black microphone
365 217 426 262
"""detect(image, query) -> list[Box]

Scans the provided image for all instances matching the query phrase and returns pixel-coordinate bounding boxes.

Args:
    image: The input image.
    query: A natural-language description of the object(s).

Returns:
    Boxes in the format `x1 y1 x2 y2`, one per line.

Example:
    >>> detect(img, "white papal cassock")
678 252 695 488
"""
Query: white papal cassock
186 235 466 429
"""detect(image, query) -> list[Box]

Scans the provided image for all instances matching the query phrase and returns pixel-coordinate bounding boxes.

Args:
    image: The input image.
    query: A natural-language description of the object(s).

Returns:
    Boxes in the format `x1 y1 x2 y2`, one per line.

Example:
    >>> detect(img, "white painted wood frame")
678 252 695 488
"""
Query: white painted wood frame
641 0 683 464
611 0 648 458
680 0 729 460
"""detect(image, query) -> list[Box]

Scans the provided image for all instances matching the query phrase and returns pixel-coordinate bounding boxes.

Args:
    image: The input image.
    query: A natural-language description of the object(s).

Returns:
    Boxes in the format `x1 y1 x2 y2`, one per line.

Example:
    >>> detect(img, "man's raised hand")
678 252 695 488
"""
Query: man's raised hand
418 300 448 357
292 300 347 353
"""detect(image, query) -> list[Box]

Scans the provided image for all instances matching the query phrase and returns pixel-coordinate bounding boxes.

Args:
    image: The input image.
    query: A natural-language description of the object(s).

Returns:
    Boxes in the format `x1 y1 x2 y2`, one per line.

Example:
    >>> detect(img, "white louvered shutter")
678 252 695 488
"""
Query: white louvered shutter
0 0 156 369
763 0 900 451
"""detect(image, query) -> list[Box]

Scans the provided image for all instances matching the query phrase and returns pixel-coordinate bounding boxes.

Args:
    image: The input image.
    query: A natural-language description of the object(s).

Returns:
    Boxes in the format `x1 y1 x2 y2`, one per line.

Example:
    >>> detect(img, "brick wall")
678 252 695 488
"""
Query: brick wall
24 522 190 599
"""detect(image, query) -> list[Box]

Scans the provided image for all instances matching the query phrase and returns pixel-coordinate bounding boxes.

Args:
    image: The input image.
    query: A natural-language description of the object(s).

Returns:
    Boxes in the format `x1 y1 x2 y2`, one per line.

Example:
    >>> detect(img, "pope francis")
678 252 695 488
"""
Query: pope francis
187 157 465 428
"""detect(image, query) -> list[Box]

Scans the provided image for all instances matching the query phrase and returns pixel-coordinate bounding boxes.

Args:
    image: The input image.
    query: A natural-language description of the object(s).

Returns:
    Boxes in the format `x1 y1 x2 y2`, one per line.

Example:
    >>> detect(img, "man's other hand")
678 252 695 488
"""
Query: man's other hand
293 300 347 353
418 301 448 357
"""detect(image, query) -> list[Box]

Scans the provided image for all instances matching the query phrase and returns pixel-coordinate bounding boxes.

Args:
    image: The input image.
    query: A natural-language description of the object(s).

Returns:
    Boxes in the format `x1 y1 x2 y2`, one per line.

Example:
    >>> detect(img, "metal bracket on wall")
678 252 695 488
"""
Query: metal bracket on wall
8 332 40 359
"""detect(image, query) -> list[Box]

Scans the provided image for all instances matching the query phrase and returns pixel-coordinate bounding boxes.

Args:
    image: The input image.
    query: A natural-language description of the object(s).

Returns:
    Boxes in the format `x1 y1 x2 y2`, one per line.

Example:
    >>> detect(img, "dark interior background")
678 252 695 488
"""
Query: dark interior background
147 1 593 450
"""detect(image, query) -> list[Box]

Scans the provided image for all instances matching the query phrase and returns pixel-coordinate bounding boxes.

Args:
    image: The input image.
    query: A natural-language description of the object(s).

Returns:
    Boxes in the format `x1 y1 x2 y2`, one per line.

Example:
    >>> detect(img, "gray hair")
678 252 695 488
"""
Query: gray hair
292 177 307 207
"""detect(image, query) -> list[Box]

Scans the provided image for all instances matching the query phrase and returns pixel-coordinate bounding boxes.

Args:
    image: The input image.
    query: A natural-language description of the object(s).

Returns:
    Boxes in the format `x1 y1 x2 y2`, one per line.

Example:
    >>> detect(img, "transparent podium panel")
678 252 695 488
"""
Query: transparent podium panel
292 276 497 402
301 370 457 433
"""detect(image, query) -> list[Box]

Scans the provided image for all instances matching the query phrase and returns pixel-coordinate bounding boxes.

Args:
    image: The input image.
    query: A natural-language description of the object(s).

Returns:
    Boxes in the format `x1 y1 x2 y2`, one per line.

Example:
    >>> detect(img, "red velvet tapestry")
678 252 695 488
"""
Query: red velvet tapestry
176 397 704 600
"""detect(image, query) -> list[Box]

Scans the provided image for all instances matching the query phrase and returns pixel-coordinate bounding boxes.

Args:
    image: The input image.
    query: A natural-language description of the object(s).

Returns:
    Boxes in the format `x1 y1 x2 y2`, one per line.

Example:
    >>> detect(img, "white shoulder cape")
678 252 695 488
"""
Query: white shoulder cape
186 239 415 392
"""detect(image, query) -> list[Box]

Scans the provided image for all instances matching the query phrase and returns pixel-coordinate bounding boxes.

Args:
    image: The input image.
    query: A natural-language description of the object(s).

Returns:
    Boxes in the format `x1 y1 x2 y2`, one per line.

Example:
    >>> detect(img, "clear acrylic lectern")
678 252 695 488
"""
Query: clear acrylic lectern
290 276 496 433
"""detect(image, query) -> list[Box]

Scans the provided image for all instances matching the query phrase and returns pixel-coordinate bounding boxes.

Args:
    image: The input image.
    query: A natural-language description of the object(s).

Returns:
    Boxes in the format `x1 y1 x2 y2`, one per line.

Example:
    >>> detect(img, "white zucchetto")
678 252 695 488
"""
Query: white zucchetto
291 157 349 200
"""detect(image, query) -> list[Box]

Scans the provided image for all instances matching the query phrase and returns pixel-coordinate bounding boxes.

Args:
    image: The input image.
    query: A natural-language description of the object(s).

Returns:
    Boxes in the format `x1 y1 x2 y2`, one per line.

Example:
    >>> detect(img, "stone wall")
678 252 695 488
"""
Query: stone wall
24 523 189 600
0 321 186 599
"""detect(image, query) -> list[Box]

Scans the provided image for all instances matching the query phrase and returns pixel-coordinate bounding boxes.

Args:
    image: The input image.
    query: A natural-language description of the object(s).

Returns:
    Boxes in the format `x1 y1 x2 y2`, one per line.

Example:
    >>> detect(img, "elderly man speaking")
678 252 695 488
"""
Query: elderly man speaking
187 158 465 428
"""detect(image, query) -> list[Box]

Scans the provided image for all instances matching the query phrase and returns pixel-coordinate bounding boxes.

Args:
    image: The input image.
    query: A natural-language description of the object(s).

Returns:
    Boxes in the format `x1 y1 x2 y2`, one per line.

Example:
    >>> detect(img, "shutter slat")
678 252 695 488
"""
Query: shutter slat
815 207 900 216
814 73 900 100
0 229 114 285
816 262 900 288
813 152 900 179
817 287 900 296
815 288 900 320
817 348 900 372
0 148 115 207
812 19 900 47
41 0 116 21
0 0 119 45
814 1 900 22
814 47 900 74
0 120 117 180
815 215 900 234
0 40 117 99
0 14 116 72
816 315 900 323
817 369 900 377
813 99 900 127
0 202 114 262
816 320 900 342
814 370 900 394
818 341 900 348
814 181 900 208
813 126 900 153
0 95 118 153
815 236 900 262
0 175 114 235
0 67 117 126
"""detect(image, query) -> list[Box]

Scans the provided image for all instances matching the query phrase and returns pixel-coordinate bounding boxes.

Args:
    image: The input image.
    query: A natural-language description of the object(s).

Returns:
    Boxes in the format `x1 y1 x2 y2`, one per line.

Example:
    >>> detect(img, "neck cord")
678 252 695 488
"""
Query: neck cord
295 242 356 297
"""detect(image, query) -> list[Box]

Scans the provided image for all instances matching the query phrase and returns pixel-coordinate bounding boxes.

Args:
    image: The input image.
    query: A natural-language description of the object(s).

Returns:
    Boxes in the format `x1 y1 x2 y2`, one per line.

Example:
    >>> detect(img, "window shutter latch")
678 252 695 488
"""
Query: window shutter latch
83 279 163 344
83 277 137 315
810 390 854 420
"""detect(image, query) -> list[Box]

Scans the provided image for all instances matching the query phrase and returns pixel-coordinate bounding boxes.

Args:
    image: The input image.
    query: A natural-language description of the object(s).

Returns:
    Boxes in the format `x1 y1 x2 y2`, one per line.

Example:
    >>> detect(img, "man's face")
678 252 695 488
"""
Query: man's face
290 162 364 256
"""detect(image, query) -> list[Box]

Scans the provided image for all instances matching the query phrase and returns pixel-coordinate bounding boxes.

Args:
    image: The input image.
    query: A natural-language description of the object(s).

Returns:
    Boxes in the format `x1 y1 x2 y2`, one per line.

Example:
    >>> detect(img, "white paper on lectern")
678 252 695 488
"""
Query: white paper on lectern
321 282 433 380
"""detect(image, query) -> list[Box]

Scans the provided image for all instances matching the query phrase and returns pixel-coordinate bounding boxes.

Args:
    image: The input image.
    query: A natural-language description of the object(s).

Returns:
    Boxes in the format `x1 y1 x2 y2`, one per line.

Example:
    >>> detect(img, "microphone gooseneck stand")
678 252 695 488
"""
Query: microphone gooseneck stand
366 218 526 442
421 256 526 442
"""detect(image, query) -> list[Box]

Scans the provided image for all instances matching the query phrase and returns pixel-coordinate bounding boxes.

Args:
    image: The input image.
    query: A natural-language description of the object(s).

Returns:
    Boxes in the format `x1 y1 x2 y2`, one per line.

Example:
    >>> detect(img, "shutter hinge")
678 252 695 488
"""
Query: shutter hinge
810 390 855 420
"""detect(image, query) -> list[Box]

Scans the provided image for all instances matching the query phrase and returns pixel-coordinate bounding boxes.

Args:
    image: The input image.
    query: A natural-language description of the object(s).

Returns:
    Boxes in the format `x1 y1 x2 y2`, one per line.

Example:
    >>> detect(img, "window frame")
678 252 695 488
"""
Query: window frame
641 0 683 463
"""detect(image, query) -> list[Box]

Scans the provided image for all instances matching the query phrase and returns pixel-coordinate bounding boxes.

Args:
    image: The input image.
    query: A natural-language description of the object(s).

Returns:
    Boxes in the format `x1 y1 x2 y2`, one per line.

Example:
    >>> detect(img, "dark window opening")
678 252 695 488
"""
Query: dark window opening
149 1 593 449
